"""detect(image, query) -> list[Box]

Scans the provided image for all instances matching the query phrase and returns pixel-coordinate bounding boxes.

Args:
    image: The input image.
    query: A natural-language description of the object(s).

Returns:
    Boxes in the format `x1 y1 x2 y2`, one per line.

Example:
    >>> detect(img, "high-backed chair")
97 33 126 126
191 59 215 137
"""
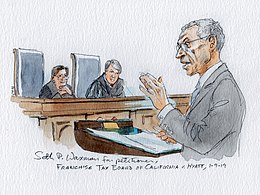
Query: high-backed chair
13 48 44 98
71 53 101 98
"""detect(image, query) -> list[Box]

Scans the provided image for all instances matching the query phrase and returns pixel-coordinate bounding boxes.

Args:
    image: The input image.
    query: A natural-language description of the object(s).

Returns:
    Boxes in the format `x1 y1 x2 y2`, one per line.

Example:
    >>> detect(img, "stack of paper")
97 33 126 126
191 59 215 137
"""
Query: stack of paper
84 128 182 154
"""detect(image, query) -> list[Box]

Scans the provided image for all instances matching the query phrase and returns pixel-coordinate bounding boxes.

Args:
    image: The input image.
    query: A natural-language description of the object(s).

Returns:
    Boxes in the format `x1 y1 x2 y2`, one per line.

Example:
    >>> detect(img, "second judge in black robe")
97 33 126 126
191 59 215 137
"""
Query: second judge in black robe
85 59 125 98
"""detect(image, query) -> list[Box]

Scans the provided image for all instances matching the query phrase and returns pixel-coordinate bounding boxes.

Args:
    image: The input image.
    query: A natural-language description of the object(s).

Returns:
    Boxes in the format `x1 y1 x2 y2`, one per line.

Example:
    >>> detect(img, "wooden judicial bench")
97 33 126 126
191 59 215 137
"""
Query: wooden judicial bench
11 94 190 143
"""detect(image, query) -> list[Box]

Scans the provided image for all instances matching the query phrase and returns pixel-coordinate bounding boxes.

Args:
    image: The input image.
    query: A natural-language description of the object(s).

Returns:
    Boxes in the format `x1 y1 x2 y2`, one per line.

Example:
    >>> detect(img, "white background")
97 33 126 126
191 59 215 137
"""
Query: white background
0 0 259 194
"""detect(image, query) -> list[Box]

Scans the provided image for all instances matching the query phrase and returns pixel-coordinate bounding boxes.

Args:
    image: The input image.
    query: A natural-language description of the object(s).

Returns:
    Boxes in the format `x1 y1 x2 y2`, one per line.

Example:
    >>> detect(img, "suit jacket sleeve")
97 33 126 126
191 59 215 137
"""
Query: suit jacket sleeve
160 78 245 155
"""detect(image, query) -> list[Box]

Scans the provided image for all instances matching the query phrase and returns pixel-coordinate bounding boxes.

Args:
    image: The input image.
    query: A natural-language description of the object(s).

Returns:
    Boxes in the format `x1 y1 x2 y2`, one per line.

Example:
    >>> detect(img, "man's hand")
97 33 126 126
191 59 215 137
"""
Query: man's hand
157 130 176 144
139 73 169 110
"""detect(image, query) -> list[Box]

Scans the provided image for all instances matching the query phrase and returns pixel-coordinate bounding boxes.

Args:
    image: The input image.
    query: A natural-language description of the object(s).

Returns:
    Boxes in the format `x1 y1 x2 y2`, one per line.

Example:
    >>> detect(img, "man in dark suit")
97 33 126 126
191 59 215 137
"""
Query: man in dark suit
140 18 246 160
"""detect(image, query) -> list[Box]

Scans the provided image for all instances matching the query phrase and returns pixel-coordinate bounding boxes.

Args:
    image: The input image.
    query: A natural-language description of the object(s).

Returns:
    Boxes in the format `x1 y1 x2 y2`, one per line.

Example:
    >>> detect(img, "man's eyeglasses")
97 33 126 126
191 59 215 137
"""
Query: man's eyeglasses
176 36 209 52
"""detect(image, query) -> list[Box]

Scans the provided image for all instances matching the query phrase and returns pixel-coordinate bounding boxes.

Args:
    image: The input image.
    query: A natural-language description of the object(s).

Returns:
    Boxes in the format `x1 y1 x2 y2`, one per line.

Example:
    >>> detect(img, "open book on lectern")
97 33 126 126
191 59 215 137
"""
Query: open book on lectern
83 127 182 155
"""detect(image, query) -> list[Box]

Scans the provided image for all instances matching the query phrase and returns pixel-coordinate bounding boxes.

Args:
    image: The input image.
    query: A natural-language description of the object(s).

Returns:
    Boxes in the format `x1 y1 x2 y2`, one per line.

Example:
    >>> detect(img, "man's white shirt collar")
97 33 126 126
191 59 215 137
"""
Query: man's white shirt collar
198 61 223 88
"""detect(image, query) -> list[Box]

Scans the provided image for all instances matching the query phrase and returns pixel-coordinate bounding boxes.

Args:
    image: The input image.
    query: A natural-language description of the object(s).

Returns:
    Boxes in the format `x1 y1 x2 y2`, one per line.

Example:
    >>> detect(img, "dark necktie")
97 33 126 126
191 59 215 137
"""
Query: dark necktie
190 81 201 105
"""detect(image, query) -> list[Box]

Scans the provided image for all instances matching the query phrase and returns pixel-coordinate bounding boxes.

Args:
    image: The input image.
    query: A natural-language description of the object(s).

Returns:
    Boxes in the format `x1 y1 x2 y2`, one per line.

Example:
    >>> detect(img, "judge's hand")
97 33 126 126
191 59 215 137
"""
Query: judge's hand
58 85 72 96
157 130 176 144
139 73 169 110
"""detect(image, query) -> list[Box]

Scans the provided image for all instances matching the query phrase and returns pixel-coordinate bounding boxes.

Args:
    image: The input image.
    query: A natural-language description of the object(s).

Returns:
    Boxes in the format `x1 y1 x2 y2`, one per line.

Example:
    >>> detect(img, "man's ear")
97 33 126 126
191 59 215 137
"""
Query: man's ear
208 36 217 51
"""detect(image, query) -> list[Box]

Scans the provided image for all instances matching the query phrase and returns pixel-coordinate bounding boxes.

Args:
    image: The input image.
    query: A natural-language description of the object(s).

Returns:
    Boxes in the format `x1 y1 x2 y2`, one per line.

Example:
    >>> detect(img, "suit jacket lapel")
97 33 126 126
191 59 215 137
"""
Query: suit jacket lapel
189 63 228 112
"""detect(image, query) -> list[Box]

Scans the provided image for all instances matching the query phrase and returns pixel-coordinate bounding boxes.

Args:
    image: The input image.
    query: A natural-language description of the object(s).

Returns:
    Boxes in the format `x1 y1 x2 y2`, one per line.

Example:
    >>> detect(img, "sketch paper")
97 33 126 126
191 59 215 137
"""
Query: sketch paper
0 0 259 194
